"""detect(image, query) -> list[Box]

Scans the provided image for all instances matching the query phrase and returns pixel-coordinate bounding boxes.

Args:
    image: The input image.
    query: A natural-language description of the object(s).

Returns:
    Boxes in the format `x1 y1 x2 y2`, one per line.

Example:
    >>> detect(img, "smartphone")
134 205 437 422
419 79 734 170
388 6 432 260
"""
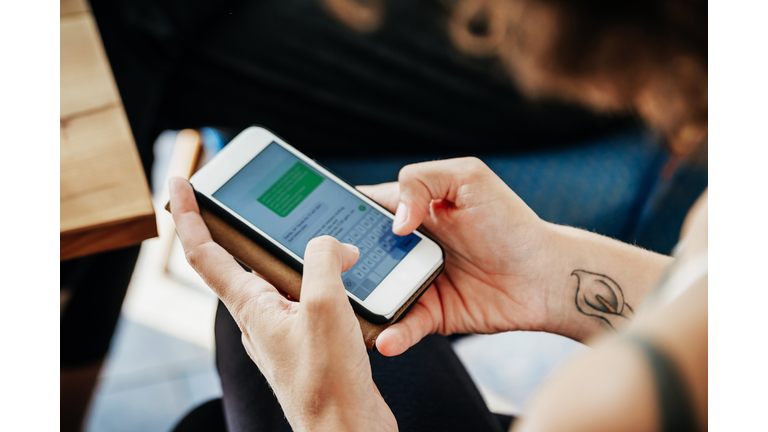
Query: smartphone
190 126 444 324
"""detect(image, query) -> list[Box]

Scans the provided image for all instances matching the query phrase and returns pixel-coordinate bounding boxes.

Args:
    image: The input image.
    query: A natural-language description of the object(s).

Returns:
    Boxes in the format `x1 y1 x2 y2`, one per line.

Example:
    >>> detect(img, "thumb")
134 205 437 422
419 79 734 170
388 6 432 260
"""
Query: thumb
392 157 489 235
375 296 436 356
300 236 359 310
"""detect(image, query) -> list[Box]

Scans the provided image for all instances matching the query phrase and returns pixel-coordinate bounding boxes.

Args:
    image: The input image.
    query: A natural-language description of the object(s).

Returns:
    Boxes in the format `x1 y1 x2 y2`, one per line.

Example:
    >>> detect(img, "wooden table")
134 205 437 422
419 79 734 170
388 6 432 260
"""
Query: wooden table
60 0 157 260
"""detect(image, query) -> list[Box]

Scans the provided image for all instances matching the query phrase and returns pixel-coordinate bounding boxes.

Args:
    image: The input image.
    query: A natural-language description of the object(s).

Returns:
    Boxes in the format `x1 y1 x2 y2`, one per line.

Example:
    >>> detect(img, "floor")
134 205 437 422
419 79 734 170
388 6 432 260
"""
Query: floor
84 234 223 432
84 130 587 431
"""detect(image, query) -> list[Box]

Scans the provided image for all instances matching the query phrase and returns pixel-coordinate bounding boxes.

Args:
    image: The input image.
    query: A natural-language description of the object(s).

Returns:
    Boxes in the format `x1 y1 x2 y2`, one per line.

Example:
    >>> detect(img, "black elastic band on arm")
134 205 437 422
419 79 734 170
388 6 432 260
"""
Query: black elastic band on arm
627 335 698 432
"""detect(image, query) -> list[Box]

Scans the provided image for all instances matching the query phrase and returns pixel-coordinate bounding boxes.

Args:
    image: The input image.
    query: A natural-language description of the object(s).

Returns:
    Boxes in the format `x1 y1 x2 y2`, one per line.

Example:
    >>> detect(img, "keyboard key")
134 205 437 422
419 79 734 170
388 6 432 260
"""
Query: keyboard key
374 247 386 256
352 269 365 279
365 214 377 223
369 252 382 262
350 285 367 299
398 235 416 250
366 233 378 242
344 280 357 291
362 238 374 248
364 258 376 267
344 235 355 244
350 231 362 239
361 278 377 291
373 254 398 276
355 225 367 234
358 245 369 254
381 243 393 252
361 220 372 229
359 263 371 273
391 248 406 260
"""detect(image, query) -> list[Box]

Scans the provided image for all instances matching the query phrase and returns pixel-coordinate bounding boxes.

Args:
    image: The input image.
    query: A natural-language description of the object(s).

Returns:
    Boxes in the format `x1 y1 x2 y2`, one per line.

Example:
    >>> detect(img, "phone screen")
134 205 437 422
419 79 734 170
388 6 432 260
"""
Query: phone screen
213 142 421 301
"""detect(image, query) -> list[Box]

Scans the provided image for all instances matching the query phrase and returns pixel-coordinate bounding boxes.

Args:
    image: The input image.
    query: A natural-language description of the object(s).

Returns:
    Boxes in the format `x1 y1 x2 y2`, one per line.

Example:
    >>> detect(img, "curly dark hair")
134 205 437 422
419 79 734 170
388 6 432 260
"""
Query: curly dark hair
323 0 708 155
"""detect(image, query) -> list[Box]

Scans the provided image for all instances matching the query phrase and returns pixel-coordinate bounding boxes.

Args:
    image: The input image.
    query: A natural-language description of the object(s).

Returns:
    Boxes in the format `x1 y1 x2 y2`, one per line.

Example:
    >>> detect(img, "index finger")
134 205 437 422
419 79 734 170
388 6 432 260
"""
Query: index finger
393 157 493 235
356 182 400 213
169 178 276 309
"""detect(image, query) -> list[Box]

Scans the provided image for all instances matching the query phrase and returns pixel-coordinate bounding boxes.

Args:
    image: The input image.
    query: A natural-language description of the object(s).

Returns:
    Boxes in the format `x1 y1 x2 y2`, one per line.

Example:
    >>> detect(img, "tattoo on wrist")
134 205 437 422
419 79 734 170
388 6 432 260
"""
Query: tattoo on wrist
571 270 634 330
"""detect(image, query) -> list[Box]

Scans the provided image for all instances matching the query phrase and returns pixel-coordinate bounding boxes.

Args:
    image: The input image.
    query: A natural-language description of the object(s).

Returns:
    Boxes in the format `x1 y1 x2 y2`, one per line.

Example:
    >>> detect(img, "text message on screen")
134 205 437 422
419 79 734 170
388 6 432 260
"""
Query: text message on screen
212 142 421 301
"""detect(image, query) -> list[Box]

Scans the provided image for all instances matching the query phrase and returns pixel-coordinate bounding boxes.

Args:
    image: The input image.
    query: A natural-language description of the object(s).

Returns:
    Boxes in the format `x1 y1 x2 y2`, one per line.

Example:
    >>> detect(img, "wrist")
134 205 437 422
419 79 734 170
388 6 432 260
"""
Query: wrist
536 222 674 343
292 405 355 432
538 222 623 342
535 222 582 338
292 405 384 432
284 385 388 432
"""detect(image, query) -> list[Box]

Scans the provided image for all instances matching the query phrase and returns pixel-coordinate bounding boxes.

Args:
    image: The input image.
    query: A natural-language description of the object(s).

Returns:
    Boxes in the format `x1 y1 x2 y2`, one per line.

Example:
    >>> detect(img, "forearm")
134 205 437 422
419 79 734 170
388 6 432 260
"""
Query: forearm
539 222 673 344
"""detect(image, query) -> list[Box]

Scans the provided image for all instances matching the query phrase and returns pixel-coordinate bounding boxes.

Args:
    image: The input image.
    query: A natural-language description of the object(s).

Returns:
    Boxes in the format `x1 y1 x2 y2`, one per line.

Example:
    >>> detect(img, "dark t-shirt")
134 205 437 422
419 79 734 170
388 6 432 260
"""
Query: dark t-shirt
90 0 634 186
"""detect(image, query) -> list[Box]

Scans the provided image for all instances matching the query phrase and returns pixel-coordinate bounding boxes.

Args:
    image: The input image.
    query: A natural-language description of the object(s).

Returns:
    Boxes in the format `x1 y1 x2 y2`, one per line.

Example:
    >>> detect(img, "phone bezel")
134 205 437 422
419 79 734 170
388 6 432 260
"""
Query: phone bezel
189 126 444 320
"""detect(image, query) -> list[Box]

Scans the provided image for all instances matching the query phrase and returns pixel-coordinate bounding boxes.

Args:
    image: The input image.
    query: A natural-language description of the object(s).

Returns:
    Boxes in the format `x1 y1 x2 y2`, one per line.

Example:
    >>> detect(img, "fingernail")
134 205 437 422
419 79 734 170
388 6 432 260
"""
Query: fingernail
393 202 408 231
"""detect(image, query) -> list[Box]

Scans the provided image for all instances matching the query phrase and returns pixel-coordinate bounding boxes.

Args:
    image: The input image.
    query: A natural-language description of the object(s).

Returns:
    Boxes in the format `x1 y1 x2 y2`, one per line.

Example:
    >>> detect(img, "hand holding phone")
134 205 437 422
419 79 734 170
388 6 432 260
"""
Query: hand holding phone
189 127 444 323
359 158 558 357
169 179 397 432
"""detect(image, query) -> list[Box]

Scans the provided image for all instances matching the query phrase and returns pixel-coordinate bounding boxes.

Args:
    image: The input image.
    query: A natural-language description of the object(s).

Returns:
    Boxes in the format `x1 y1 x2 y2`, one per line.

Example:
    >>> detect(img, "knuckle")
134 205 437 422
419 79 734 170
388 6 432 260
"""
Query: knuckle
398 163 431 201
398 163 420 184
462 157 489 181
184 246 204 269
464 157 487 173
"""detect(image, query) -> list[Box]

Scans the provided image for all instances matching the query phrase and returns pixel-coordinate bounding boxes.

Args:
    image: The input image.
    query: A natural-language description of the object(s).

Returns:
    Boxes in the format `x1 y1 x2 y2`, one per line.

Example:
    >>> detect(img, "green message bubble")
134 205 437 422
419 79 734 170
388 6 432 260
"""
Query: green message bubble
257 162 324 217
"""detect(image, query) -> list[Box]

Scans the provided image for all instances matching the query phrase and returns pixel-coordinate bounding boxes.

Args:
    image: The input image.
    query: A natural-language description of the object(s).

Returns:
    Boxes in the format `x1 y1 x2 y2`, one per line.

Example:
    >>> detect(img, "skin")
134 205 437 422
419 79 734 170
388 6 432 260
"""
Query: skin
170 156 705 431
170 178 396 432
361 158 672 353
516 194 708 432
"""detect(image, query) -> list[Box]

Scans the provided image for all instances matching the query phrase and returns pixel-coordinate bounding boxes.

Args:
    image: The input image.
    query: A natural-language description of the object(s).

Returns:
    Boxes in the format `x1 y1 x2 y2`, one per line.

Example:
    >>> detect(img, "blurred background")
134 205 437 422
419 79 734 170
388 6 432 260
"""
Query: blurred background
61 0 707 430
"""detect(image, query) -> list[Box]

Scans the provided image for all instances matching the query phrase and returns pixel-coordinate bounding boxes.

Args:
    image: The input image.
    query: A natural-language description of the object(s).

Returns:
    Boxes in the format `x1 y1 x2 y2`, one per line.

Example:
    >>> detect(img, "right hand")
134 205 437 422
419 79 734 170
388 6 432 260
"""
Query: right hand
358 158 558 357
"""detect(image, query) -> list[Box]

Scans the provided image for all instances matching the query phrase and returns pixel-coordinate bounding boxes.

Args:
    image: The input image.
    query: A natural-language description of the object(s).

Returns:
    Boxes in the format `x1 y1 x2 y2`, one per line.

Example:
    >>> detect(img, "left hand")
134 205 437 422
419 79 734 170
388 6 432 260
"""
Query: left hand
169 178 397 432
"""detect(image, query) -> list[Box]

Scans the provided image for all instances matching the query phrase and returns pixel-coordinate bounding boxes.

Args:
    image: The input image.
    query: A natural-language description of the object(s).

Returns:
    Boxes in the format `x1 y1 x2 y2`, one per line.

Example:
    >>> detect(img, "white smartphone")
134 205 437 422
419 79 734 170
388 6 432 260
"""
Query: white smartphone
190 126 444 323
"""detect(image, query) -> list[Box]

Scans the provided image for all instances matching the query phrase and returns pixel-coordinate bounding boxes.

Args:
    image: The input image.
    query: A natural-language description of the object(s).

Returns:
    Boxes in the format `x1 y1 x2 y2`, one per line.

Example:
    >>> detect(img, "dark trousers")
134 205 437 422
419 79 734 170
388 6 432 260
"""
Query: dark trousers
214 301 514 432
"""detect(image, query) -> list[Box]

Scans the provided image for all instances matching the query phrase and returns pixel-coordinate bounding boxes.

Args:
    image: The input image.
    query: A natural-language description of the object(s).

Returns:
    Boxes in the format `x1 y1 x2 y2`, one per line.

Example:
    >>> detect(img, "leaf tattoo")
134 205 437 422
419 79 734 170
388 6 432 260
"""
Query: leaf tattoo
572 270 634 330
